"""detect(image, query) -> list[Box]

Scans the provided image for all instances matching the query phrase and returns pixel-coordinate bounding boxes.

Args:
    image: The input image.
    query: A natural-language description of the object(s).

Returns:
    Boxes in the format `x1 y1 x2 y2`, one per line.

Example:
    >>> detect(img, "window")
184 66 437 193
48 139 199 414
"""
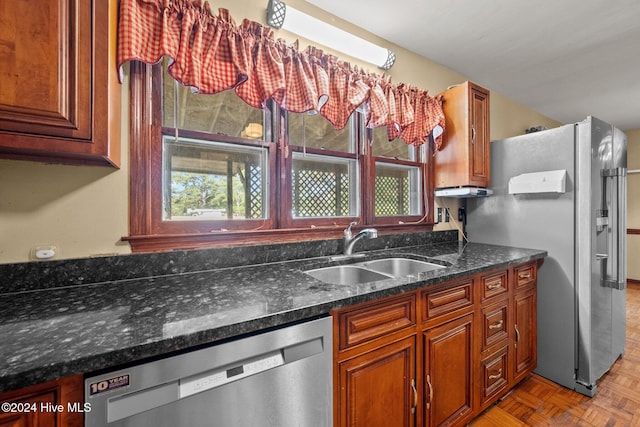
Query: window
285 113 359 227
371 127 425 222
126 61 434 252
163 137 269 221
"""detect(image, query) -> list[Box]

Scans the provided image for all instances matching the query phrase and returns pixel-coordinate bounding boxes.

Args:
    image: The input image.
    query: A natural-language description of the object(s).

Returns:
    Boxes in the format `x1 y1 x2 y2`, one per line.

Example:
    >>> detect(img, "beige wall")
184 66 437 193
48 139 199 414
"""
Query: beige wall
0 0 573 263
627 129 640 280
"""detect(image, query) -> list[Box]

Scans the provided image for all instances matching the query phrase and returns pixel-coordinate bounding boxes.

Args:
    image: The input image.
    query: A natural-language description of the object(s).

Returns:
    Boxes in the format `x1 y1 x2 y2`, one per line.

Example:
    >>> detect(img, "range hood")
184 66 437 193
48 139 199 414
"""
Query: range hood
434 187 493 198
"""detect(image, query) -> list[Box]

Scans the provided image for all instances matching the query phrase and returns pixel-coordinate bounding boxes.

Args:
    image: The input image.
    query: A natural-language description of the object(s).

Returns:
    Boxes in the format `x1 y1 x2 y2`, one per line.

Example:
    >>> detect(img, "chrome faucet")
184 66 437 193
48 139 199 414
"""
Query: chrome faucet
343 221 378 255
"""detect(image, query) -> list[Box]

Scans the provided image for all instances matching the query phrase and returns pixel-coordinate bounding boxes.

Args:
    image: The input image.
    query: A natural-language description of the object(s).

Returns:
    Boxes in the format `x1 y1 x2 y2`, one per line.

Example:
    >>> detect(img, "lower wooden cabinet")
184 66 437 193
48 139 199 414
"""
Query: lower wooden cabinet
338 337 417 427
423 313 474 427
332 260 539 427
0 375 83 427
513 286 537 383
479 345 509 407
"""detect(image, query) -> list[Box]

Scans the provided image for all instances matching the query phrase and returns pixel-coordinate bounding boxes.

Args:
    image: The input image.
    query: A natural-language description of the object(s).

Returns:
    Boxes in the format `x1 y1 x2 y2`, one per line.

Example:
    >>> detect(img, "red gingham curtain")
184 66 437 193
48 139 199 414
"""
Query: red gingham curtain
117 0 445 147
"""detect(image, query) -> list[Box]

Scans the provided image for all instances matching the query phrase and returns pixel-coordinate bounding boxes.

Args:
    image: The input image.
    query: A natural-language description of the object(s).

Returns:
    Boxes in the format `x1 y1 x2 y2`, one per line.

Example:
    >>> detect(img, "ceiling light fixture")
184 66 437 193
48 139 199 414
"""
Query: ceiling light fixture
243 123 263 139
266 0 396 70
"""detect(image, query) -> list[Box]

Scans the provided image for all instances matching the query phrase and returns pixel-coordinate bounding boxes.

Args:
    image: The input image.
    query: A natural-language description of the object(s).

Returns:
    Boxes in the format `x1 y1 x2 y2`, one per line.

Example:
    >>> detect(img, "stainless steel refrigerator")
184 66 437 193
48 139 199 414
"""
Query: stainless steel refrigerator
466 116 627 396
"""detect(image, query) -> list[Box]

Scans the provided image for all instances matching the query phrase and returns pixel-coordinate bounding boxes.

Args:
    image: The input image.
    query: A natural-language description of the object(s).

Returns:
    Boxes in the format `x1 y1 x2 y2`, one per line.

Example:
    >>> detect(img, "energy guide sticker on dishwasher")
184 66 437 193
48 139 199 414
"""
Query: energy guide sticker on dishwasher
89 374 131 396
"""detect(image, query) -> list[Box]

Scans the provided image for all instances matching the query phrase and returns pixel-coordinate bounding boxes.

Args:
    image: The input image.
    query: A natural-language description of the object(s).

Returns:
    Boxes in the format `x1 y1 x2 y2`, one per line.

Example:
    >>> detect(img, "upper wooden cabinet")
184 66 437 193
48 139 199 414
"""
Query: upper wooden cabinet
435 81 490 188
0 0 121 167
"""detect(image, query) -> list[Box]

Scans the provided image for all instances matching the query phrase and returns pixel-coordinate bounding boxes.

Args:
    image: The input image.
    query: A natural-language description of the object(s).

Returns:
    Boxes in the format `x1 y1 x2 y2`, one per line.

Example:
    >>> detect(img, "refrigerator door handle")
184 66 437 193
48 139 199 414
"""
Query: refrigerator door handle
600 168 627 290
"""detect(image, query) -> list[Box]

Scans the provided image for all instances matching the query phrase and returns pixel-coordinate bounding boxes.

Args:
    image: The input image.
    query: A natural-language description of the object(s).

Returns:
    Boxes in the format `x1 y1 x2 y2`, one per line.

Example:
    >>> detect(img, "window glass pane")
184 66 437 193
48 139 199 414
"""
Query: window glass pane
163 137 268 220
375 163 422 216
162 61 264 139
292 153 359 218
371 126 416 160
289 113 353 153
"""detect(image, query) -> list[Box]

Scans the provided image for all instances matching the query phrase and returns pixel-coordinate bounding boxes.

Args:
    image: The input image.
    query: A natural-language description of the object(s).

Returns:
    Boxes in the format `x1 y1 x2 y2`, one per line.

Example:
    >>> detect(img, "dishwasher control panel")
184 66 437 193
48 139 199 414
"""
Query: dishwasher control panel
179 351 284 398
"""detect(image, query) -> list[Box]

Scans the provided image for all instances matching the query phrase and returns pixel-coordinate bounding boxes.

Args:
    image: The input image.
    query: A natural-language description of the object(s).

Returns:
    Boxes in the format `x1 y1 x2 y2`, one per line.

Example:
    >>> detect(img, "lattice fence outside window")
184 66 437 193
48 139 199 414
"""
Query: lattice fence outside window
375 174 409 216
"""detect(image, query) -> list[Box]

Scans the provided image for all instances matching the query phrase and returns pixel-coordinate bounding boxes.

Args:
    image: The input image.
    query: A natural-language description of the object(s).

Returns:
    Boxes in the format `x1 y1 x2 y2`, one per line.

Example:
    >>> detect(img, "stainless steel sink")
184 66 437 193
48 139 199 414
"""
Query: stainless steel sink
304 265 392 285
304 257 448 285
361 258 446 277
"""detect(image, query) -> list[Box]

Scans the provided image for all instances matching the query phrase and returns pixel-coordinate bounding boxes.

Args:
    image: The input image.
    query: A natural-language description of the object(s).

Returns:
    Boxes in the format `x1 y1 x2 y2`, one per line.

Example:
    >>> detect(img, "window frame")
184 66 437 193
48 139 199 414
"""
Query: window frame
125 62 435 253
279 109 361 229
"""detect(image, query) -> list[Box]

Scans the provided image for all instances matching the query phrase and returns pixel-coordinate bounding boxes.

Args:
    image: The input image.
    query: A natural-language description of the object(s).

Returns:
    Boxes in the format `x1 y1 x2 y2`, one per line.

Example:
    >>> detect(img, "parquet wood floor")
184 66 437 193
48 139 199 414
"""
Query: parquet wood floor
470 283 640 426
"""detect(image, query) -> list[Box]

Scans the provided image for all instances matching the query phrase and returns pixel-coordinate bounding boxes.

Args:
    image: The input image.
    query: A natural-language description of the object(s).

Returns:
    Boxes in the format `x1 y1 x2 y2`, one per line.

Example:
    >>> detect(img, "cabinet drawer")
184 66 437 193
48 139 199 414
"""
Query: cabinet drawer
336 294 416 350
480 300 509 353
480 346 509 406
480 270 508 301
515 263 537 289
422 279 473 322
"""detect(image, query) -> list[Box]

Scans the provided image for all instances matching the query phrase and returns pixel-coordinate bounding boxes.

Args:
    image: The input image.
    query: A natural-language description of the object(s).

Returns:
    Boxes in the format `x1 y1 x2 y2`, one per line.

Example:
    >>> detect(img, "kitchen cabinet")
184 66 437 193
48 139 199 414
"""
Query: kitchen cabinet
435 81 490 189
421 278 475 427
0 0 121 167
476 263 538 412
334 294 417 427
332 261 538 427
477 270 510 410
338 337 417 427
512 264 538 383
0 375 83 427
422 314 474 427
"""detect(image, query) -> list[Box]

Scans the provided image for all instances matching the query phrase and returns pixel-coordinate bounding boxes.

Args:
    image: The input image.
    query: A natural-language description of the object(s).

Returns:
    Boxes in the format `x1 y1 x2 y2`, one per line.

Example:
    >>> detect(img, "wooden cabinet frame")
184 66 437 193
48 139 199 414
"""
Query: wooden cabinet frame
0 375 83 427
0 0 121 167
332 260 540 427
434 81 490 189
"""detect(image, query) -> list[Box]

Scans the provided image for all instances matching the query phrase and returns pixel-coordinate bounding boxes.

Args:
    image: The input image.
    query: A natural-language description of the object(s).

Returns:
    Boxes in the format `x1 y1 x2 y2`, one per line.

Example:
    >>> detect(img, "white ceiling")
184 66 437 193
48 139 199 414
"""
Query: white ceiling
305 0 640 131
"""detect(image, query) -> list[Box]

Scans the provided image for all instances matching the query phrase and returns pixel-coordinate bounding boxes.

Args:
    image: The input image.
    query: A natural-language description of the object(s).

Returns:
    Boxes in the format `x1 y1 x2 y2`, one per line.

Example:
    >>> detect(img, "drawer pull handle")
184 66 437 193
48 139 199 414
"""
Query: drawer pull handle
425 374 433 410
486 282 502 290
488 368 503 380
411 379 417 414
488 320 504 330
519 272 532 279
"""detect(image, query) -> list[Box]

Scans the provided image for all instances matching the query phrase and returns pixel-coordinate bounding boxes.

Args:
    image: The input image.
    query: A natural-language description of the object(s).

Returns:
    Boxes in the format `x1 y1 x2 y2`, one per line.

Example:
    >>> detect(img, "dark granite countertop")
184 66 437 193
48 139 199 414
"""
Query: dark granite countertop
0 240 546 393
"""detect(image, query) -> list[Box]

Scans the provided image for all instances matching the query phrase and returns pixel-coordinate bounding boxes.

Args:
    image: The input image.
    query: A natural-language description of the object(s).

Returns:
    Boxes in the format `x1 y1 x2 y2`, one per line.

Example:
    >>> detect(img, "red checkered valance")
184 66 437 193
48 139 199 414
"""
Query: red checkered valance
116 0 445 146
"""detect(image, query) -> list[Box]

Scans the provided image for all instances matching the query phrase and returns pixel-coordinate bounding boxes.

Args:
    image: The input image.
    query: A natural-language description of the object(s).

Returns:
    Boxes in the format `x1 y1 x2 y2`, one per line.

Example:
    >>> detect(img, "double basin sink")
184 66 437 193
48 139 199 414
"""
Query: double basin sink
305 257 447 285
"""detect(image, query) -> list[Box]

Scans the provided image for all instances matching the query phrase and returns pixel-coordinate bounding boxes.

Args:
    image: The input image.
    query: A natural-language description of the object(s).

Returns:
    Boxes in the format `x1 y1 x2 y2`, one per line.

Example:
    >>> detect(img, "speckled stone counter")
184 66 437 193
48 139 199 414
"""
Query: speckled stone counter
0 235 546 393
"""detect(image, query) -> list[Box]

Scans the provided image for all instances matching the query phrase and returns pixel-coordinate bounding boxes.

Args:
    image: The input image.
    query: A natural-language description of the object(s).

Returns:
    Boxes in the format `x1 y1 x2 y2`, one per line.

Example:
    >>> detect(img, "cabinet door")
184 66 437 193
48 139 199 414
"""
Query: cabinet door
338 336 416 427
423 314 474 427
469 85 490 187
0 0 120 166
0 391 56 427
435 81 490 189
513 287 537 382
0 375 83 427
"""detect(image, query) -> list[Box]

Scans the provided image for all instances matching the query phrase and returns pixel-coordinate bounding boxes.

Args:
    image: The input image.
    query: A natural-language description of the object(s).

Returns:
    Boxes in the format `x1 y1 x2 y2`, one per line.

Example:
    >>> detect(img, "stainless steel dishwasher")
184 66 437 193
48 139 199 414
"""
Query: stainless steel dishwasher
85 316 332 426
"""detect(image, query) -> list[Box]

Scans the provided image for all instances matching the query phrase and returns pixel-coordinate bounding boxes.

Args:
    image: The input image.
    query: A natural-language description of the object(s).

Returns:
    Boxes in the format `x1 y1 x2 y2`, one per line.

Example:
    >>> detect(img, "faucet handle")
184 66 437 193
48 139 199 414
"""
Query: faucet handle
345 221 358 237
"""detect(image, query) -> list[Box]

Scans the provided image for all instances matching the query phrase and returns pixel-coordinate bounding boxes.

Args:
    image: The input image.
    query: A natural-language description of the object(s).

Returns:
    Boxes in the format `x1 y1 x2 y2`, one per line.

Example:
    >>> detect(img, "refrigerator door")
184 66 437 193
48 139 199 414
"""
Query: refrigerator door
466 124 577 391
575 116 626 392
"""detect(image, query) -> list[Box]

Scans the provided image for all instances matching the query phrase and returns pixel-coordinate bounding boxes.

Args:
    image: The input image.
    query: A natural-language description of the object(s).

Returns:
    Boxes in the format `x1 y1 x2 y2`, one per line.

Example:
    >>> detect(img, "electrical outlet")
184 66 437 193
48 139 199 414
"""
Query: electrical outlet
445 209 450 222
437 208 442 222
30 245 59 261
